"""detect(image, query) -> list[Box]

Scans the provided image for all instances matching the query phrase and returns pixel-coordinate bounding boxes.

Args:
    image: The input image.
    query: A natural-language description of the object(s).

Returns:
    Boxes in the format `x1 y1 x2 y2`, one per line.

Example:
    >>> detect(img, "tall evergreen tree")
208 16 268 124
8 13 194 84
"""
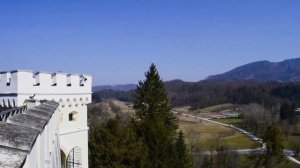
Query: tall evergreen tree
89 116 148 168
174 130 192 168
133 63 178 167
134 63 178 131
262 123 284 157
261 122 284 167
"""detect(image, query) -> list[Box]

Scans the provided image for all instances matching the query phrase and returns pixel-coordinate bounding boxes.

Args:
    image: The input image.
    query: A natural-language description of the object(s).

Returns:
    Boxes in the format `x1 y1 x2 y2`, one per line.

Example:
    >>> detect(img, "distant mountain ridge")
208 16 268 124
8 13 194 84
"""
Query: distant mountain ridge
92 84 136 92
207 58 300 82
93 58 300 92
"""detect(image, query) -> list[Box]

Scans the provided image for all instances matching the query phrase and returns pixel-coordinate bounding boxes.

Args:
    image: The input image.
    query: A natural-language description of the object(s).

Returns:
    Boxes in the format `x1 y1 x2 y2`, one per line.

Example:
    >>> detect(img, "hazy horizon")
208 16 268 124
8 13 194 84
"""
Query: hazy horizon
1 1 300 85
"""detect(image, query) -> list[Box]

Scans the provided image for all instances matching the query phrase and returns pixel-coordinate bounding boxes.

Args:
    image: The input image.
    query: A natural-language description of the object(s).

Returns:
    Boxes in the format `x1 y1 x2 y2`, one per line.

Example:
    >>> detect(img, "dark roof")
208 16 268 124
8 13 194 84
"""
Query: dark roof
0 101 59 167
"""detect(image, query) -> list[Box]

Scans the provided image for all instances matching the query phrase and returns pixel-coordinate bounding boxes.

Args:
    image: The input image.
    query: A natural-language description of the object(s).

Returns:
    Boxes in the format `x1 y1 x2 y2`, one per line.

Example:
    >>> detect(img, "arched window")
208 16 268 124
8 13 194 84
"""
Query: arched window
66 146 82 168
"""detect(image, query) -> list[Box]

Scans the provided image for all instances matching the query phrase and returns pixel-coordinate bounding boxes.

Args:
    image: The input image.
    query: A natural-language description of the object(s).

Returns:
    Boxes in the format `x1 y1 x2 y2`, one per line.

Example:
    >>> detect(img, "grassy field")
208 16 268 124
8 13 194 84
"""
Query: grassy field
178 115 260 150
198 103 234 113
283 121 300 151
284 135 300 148
212 118 245 128
214 118 300 151
238 154 299 168
172 106 192 113
173 103 234 114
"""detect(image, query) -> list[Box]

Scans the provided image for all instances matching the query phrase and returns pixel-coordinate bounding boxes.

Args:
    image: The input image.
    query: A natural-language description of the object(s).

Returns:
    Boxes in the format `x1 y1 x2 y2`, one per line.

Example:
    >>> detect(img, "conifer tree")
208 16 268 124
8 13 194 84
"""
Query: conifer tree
89 116 148 168
262 123 284 157
174 130 192 168
134 63 178 131
260 122 284 167
133 63 178 167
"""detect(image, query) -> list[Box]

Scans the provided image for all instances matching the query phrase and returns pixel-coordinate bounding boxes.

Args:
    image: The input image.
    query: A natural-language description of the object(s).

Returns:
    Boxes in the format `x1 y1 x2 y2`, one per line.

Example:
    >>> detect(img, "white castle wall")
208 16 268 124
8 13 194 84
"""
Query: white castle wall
0 70 92 168
0 70 91 94
22 103 61 168
57 101 89 168
0 70 92 107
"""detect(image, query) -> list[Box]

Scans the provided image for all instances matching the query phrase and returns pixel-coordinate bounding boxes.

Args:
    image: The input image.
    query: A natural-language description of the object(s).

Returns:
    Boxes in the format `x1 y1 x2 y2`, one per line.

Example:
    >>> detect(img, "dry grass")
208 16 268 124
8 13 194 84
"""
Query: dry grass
110 99 135 113
212 118 244 128
173 106 192 113
178 115 260 150
199 103 234 113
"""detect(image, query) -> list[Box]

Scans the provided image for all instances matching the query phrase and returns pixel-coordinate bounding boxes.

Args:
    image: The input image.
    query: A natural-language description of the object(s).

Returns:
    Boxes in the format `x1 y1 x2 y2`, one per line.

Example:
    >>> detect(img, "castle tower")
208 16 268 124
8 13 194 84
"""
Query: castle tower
0 70 92 168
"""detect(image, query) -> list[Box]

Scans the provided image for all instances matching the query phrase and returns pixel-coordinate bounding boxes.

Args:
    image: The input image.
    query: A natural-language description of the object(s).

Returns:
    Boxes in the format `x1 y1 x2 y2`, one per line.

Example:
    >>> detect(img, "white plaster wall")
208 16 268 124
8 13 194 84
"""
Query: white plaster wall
17 71 92 95
58 104 88 133
16 94 91 107
58 103 89 168
23 109 61 168
0 70 92 96
0 72 18 93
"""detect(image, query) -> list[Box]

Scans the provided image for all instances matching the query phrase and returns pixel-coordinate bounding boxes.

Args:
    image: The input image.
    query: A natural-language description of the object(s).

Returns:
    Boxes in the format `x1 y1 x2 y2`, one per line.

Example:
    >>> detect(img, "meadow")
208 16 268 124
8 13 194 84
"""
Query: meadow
178 115 260 150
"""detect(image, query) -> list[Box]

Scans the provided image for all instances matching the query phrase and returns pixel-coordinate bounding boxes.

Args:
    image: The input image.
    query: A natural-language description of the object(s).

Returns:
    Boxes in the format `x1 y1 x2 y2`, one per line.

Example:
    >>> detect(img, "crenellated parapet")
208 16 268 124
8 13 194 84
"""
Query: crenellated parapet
0 70 92 94
0 70 92 107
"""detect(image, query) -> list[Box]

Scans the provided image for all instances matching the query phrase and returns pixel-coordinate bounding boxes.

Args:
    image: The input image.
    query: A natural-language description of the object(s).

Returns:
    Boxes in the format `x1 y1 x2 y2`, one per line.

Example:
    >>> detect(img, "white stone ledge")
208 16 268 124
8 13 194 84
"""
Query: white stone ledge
59 127 89 136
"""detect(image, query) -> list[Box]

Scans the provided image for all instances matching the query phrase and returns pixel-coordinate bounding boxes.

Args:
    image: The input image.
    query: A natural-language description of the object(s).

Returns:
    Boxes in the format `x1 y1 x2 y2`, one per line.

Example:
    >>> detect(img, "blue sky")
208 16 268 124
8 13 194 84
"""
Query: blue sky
1 1 300 85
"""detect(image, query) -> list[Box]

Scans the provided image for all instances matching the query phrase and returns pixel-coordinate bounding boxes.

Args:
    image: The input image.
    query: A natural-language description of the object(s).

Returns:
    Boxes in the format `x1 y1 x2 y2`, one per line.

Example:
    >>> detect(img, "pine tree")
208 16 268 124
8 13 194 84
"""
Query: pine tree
174 130 192 168
263 122 284 157
89 116 148 168
134 63 178 131
133 63 178 167
261 122 284 167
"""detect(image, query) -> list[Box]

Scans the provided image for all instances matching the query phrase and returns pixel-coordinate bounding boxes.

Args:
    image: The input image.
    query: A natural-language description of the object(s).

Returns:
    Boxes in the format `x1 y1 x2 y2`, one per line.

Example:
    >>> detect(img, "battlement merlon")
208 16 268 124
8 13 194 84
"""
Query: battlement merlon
0 70 92 94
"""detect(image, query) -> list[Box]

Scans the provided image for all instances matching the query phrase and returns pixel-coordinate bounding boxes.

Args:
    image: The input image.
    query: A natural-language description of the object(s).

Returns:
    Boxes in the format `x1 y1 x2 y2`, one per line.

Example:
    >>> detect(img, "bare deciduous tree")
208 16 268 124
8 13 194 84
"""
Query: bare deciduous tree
241 104 272 136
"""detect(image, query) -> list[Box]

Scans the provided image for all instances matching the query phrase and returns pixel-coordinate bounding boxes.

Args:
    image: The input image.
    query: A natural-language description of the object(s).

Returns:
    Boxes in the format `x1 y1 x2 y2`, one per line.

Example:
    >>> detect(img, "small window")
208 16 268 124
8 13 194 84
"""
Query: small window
69 113 74 121
69 112 78 121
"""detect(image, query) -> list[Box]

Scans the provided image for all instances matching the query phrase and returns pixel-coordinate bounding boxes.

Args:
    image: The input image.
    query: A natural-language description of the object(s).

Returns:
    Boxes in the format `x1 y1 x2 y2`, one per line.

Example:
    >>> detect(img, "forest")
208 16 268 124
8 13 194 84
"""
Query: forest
92 79 300 109
90 71 300 167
